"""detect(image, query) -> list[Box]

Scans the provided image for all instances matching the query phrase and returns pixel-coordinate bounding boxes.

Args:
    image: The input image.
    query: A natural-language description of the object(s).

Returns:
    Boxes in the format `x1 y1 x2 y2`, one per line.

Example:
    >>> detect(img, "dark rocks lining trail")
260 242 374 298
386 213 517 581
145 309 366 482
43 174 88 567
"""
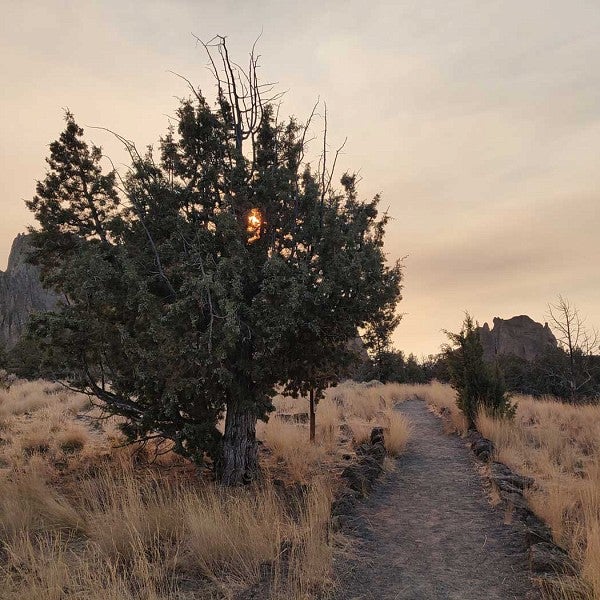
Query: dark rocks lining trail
334 399 538 600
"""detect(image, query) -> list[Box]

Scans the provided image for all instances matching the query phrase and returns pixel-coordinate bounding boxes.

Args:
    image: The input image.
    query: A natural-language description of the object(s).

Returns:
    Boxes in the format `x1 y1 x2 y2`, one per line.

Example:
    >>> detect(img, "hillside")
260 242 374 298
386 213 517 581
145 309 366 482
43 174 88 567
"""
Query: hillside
0 234 58 348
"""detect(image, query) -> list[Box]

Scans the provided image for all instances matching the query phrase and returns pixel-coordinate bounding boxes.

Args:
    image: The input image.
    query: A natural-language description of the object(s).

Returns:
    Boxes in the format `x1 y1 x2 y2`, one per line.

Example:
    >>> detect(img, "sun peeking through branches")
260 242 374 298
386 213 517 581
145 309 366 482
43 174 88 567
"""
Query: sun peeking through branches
247 208 263 243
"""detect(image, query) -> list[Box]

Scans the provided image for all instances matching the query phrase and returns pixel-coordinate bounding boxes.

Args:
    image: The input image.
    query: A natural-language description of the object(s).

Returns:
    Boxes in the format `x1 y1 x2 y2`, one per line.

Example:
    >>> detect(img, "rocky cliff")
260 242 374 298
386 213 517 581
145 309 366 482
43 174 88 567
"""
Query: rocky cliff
0 234 59 348
479 315 557 362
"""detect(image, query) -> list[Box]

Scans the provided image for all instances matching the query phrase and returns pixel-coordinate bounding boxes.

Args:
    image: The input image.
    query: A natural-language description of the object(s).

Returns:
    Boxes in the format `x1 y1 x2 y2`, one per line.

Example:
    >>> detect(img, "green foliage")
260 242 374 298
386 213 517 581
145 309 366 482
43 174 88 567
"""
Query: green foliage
259 173 402 405
421 353 451 383
358 350 428 384
362 303 402 359
25 49 401 481
0 344 7 369
444 314 515 428
5 327 81 381
4 337 44 380
361 299 404 383
357 349 402 383
403 353 429 384
494 347 600 401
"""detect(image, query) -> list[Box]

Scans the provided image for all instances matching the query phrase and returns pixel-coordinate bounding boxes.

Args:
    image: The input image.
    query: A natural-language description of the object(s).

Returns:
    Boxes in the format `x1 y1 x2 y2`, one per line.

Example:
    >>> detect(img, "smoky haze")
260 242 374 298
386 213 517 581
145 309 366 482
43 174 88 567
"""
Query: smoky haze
1 0 599 356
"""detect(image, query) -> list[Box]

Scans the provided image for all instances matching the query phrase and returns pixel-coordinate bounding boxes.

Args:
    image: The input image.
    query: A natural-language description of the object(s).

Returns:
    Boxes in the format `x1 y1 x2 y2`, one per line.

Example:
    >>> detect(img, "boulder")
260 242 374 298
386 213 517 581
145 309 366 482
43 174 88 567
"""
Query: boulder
490 462 534 490
470 435 494 461
355 443 371 456
360 454 384 480
494 478 526 496
370 427 385 445
331 490 359 517
523 512 555 547
529 542 577 575
369 442 386 462
500 491 530 513
489 461 513 477
339 427 387 499
341 464 370 496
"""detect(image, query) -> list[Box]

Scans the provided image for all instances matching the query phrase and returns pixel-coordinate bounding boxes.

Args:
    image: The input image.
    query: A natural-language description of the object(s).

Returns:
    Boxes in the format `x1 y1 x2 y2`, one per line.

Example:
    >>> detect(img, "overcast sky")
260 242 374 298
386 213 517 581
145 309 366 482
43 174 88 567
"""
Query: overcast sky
1 0 599 356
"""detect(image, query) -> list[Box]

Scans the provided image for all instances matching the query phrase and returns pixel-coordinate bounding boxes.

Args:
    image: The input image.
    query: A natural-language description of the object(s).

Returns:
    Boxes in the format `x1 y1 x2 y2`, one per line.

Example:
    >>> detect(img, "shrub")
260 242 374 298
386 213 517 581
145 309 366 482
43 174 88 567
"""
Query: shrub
444 314 515 428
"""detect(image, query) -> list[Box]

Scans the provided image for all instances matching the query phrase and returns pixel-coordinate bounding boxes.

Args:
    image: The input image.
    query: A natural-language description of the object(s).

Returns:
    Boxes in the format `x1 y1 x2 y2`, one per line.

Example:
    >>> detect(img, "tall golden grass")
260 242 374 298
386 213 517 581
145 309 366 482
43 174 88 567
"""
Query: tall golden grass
258 381 412 480
476 396 600 599
0 380 334 599
0 458 333 599
256 380 416 596
325 380 413 452
383 412 413 456
389 380 468 434
1 378 412 599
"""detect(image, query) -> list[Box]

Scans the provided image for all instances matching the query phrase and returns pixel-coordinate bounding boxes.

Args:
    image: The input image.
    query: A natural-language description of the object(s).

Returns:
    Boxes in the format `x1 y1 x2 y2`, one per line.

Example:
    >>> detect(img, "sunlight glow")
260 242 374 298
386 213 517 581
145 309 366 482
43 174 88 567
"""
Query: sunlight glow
247 208 262 242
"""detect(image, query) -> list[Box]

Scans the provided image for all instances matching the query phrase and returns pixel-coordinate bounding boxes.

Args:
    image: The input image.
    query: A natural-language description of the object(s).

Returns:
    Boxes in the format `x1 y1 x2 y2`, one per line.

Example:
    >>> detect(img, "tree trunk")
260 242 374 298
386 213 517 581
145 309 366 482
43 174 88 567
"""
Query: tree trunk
218 401 259 486
309 388 316 443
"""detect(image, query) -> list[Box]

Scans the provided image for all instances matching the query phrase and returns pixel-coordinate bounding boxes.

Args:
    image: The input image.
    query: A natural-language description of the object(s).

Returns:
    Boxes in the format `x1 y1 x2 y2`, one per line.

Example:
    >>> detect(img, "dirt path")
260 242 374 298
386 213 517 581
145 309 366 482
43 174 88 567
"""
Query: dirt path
334 399 537 600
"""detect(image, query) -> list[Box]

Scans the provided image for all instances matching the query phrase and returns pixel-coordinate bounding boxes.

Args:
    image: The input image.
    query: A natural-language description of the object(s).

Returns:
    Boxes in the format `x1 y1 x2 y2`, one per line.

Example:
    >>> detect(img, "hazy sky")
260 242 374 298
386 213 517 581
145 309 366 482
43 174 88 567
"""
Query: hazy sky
1 0 599 356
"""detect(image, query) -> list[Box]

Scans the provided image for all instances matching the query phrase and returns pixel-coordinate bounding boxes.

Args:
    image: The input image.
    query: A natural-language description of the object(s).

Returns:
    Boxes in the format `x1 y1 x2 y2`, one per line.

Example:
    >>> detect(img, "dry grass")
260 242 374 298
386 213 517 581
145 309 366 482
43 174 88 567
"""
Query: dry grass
327 382 413 454
0 381 97 472
0 378 413 599
260 381 413 481
261 416 330 481
0 379 335 599
0 459 333 599
391 380 468 434
477 395 600 599
0 380 88 418
383 412 413 456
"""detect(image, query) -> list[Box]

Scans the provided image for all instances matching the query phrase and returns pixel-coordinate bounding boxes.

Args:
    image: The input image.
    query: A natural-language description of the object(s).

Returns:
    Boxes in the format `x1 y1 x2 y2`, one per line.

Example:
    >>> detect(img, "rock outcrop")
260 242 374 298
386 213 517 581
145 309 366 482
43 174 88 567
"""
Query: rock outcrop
479 315 557 362
0 234 59 348
466 432 578 580
331 427 387 531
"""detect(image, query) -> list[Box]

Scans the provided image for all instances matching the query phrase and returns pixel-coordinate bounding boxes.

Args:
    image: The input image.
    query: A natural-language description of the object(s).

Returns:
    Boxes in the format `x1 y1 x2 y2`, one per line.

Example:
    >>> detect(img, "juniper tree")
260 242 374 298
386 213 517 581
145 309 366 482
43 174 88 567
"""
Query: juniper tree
268 172 402 441
361 301 403 382
444 314 514 428
26 37 402 484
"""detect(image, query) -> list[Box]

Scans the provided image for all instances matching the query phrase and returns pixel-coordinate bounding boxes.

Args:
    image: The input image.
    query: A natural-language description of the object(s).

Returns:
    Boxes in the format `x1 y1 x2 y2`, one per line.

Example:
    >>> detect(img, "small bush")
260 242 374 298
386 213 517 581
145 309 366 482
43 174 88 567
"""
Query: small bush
444 314 515 428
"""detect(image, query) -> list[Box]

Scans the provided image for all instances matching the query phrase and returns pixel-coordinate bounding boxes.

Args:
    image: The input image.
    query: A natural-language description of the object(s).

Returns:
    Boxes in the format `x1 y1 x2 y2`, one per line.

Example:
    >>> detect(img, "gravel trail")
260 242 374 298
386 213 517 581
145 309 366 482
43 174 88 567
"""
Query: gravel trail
334 399 537 600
